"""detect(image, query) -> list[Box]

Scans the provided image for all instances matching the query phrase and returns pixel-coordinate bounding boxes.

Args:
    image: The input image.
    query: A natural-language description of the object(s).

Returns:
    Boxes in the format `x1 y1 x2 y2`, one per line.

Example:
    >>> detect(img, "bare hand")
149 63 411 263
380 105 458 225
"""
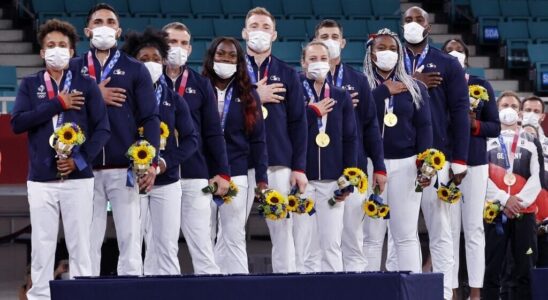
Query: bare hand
159 159 166 174
450 169 467 186
138 166 157 193
257 181 268 191
469 111 477 131
256 77 286 104
99 77 126 107
309 97 335 116
417 174 431 188
384 79 408 95
413 72 443 88
503 196 523 218
335 191 351 202
373 173 388 194
350 92 359 107
58 90 85 110
210 175 230 196
290 171 308 194
56 158 76 176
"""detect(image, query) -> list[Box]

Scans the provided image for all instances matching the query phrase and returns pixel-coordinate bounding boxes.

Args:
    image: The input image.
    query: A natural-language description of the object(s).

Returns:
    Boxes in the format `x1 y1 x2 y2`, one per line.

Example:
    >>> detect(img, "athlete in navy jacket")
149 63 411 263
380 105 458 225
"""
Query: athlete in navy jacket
442 39 501 299
402 7 470 299
203 37 268 274
122 29 198 276
70 3 160 276
162 21 228 274
314 19 386 272
11 19 110 300
242 7 308 273
293 41 358 273
361 29 433 274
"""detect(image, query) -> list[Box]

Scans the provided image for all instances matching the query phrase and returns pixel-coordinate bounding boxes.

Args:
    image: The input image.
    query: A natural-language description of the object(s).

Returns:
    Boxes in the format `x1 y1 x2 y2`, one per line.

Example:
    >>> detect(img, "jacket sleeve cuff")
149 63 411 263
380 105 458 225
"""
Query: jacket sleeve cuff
374 170 387 176
309 105 322 117
292 169 305 174
472 120 481 136
57 95 67 110
219 173 231 181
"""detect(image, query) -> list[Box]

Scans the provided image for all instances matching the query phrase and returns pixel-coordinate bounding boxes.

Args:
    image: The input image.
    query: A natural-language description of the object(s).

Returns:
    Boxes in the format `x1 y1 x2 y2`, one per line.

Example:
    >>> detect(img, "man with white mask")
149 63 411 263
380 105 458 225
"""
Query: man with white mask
522 96 547 142
401 7 470 300
11 19 110 299
242 7 308 273
483 91 541 300
70 3 160 276
160 22 228 274
313 19 387 272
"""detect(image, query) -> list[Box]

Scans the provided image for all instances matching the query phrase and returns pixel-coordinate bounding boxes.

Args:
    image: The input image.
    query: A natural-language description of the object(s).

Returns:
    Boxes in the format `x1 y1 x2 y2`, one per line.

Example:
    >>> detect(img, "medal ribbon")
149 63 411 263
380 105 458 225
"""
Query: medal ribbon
303 80 330 131
154 82 163 107
87 49 121 82
219 86 234 131
332 63 344 87
45 70 72 129
498 130 520 174
404 44 429 74
245 55 270 84
176 68 189 96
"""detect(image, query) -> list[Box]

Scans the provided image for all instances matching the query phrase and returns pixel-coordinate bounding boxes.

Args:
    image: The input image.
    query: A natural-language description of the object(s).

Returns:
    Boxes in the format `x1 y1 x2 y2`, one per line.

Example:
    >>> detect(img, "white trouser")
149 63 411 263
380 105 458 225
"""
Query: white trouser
248 166 296 273
312 180 345 272
420 162 453 300
27 179 93 300
90 169 141 276
211 175 249 274
451 164 487 289
181 178 220 274
140 181 182 275
363 156 422 273
342 190 367 271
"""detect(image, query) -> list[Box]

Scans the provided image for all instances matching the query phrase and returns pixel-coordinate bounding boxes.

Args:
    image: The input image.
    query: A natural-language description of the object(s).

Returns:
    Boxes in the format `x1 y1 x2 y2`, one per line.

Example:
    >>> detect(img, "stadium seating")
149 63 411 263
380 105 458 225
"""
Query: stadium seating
367 19 401 36
32 0 65 19
534 62 548 93
119 17 150 34
251 0 284 18
371 0 401 19
128 0 162 18
102 0 130 17
276 19 308 41
159 0 192 18
341 0 374 20
339 20 370 41
65 0 95 17
59 17 86 39
312 0 344 20
213 19 245 39
0 66 17 92
528 0 548 18
282 0 314 19
499 0 530 18
179 19 214 40
528 20 548 41
190 0 223 18
222 0 252 18
467 67 486 78
272 41 303 64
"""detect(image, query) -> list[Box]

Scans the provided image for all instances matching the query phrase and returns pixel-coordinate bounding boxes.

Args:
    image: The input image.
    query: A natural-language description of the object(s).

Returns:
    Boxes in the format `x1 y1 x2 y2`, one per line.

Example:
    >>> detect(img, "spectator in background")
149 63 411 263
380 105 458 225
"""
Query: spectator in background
162 21 228 275
483 91 542 300
442 38 501 300
11 19 110 299
402 7 470 299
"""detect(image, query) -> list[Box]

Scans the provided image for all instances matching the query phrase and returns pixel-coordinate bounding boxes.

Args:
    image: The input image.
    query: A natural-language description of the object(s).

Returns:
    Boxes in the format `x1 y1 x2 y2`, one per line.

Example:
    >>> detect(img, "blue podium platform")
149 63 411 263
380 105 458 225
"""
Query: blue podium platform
50 272 442 300
532 268 548 300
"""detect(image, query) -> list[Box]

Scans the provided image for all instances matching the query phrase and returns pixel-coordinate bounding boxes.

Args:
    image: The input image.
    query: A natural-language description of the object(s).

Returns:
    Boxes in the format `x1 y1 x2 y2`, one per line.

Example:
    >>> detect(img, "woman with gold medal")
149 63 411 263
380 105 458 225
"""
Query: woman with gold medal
292 41 358 272
362 29 433 273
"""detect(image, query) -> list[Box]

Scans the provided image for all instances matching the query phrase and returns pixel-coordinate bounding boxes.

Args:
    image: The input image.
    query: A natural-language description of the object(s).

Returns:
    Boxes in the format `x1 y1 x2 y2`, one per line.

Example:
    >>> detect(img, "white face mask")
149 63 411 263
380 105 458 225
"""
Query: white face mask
91 26 117 50
307 61 330 80
374 50 398 72
403 22 426 44
522 111 541 127
144 61 163 83
448 50 466 68
166 47 188 67
499 107 519 126
247 30 272 53
44 47 71 70
322 39 341 59
213 62 237 79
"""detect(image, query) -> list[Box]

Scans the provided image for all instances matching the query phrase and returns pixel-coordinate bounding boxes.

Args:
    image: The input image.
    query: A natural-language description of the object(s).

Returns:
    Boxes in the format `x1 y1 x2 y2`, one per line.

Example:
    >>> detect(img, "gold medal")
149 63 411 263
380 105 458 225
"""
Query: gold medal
262 106 268 119
504 173 516 186
315 132 330 148
384 113 398 127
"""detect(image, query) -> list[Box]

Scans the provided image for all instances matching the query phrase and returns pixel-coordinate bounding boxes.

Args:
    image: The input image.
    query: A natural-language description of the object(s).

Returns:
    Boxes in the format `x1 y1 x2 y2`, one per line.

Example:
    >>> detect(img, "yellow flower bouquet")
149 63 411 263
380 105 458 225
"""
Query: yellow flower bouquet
50 122 87 179
159 122 169 150
437 181 462 204
256 188 289 220
363 185 390 219
415 148 446 192
126 139 156 187
483 201 503 224
329 167 368 206
287 187 315 215
469 85 489 111
202 180 239 206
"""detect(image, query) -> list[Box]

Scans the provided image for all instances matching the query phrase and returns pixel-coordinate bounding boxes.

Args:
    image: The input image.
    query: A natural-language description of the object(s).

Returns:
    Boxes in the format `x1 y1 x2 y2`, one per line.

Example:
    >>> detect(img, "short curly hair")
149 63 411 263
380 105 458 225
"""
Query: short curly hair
37 19 78 49
121 28 169 59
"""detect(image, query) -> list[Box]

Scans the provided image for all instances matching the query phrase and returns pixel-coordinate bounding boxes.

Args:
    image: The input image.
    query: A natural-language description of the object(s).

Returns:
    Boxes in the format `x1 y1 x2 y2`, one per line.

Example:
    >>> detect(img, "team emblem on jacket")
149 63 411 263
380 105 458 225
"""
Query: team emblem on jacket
80 66 88 76
113 69 125 76
343 84 355 91
162 100 171 107
427 63 436 68
270 75 280 82
37 85 46 99
185 87 196 94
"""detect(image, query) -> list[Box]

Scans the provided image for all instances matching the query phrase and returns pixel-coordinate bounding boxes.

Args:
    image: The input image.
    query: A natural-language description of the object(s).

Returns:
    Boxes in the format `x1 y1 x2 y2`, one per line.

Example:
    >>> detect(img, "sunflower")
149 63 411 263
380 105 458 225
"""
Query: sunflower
287 195 299 212
137 126 144 137
429 151 446 171
378 204 390 219
363 200 379 218
304 199 315 213
128 140 156 165
160 122 170 139
266 213 278 221
451 190 463 204
344 167 364 186
437 186 450 202
358 176 368 194
57 125 78 144
483 202 501 223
